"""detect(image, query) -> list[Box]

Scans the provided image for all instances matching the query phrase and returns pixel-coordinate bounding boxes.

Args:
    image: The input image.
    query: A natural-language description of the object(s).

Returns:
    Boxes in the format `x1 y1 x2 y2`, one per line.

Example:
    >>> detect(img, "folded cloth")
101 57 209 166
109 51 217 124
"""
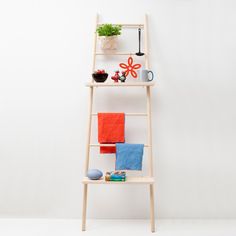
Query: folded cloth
98 113 125 153
115 143 144 170
105 171 126 181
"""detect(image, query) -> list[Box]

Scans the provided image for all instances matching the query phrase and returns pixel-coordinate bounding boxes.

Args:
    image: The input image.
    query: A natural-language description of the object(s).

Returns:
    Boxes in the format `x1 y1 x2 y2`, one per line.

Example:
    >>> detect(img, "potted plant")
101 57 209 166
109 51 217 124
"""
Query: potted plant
96 24 122 50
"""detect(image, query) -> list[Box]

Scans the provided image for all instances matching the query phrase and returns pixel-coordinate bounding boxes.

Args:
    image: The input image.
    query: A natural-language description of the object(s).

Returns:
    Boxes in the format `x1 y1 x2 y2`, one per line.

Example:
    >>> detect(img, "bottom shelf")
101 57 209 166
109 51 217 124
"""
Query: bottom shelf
82 176 154 185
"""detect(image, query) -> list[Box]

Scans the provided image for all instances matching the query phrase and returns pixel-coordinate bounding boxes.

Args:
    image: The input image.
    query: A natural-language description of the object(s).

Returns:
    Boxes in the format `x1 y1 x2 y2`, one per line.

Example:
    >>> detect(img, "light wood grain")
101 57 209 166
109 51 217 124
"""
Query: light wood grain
82 13 98 231
150 184 155 232
144 14 149 70
82 184 88 231
89 143 149 147
86 82 155 87
97 23 144 28
96 52 137 56
91 14 98 80
82 176 154 184
144 14 155 232
92 112 147 116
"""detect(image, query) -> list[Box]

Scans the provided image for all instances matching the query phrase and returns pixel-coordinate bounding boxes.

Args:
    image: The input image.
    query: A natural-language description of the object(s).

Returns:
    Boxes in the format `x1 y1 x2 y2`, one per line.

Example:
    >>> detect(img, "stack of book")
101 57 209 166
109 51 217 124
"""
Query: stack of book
105 171 126 182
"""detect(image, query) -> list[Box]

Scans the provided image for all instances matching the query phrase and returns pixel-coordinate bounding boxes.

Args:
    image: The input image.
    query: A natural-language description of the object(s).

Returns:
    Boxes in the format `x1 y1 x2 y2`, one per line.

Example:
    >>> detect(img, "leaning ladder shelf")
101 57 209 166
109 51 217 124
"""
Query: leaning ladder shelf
82 14 156 233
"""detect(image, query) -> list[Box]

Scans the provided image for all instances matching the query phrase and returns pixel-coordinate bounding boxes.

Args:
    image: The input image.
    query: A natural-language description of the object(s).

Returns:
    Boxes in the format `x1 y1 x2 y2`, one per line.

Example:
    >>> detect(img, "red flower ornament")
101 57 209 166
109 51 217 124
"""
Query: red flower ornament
119 56 141 78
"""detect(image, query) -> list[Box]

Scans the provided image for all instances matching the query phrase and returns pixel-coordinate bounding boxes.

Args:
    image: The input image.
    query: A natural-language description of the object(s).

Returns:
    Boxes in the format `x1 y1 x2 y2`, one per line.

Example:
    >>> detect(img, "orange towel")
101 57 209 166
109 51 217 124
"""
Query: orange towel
98 113 125 153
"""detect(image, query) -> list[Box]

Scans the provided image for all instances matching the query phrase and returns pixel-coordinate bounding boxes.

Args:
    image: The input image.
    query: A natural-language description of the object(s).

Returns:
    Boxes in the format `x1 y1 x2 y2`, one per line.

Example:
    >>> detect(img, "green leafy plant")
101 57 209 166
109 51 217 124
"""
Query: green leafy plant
96 24 122 37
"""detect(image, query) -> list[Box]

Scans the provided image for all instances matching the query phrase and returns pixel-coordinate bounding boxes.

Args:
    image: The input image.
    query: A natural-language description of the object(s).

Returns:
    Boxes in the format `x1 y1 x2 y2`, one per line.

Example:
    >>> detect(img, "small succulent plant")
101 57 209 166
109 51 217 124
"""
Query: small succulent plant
96 24 122 37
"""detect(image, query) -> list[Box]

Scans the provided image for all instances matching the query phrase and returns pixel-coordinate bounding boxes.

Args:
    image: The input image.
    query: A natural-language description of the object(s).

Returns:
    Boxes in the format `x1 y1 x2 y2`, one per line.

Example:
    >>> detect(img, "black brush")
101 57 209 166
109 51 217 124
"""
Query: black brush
136 28 145 56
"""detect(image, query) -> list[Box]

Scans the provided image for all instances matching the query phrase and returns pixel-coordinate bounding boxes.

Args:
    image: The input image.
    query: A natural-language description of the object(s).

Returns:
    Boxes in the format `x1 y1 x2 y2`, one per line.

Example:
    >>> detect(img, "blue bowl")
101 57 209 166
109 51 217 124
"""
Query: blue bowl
87 169 103 180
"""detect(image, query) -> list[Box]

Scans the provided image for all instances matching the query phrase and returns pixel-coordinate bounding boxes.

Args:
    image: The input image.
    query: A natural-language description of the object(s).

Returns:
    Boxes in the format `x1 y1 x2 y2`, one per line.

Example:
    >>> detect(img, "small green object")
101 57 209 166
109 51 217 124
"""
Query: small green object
110 178 126 182
96 24 122 37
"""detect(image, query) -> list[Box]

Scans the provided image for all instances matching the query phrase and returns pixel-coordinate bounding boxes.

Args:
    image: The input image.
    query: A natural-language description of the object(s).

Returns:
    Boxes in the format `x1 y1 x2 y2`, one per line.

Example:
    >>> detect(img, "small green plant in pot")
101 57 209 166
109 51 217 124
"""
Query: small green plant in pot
96 24 122 50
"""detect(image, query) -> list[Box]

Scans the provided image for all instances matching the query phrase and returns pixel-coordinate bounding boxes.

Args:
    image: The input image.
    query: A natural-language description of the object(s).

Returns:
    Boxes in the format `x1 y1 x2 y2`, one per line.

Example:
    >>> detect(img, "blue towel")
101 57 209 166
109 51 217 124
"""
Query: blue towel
115 143 144 170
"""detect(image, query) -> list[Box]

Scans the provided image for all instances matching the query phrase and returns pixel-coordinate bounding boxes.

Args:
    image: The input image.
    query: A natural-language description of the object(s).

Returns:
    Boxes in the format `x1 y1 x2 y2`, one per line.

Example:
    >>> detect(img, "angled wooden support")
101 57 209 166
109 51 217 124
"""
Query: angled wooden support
144 13 156 233
81 13 98 231
82 86 94 231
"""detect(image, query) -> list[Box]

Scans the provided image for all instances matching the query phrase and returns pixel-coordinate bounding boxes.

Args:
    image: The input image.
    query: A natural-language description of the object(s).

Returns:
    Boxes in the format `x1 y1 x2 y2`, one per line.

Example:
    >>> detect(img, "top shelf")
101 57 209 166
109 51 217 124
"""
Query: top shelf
86 82 155 87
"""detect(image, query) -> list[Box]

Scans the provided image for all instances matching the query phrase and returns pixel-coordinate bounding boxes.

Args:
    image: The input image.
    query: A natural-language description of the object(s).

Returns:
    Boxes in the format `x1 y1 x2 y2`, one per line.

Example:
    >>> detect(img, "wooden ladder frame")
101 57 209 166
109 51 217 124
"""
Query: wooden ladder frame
82 14 155 233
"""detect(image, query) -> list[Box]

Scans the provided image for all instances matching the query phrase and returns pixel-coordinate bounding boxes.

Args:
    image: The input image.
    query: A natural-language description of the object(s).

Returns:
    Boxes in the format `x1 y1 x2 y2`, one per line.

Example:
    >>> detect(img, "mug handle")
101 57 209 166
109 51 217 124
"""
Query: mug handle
148 71 154 81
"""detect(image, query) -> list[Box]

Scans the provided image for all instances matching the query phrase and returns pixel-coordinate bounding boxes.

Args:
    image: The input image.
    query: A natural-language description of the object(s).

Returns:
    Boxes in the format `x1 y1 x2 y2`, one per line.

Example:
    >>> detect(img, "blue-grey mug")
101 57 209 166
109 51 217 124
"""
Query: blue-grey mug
137 69 154 82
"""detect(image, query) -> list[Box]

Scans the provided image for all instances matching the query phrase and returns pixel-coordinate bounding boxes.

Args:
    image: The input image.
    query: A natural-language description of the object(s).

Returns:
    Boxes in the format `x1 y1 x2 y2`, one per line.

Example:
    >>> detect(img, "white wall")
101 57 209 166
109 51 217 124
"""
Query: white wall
0 0 236 219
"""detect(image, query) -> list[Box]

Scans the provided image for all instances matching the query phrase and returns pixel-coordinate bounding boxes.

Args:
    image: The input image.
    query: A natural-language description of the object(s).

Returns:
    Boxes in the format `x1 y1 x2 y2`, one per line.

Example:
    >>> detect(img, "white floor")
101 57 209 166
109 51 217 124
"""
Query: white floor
0 219 236 236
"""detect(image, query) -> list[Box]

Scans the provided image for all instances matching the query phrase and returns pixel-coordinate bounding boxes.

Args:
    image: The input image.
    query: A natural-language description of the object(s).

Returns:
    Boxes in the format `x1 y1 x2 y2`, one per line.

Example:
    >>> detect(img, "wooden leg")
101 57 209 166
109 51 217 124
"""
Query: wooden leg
150 184 155 232
82 184 88 231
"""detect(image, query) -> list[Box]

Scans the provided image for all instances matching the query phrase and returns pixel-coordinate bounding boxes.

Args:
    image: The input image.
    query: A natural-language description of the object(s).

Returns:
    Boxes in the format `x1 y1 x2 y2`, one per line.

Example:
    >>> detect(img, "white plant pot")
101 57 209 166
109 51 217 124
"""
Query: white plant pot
99 36 119 50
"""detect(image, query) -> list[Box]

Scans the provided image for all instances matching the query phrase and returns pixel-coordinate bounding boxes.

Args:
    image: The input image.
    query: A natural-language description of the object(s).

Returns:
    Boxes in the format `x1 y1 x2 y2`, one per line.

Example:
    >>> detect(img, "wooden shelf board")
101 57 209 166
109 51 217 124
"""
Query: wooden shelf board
86 82 155 87
82 176 154 184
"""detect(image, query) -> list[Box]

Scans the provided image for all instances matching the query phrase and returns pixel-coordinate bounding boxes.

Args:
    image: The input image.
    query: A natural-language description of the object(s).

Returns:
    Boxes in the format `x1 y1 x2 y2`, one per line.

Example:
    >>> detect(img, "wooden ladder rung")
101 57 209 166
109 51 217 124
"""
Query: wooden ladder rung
91 113 147 116
95 52 137 56
89 143 150 147
97 23 144 28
